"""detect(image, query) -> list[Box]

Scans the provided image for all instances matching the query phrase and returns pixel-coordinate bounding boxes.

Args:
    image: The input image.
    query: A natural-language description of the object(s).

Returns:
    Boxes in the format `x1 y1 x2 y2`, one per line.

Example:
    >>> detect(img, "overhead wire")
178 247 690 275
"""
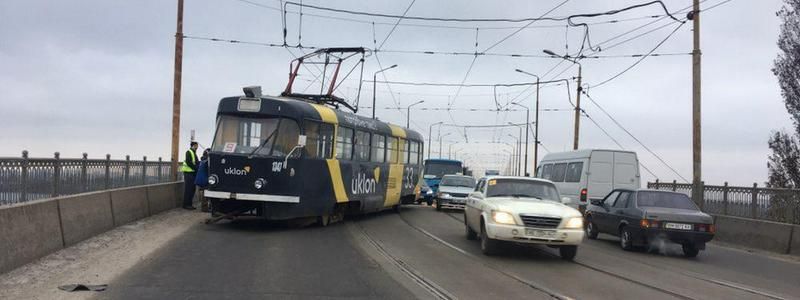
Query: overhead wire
582 91 689 182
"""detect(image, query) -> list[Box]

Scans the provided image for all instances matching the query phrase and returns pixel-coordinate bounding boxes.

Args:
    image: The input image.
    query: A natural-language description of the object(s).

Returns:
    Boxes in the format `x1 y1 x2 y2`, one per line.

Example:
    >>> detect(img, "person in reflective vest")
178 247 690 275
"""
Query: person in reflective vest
181 141 199 210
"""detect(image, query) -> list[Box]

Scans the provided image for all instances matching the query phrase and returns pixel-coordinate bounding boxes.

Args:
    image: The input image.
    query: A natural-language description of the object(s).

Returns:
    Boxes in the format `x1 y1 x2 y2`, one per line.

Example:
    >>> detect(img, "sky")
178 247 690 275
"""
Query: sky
0 0 792 186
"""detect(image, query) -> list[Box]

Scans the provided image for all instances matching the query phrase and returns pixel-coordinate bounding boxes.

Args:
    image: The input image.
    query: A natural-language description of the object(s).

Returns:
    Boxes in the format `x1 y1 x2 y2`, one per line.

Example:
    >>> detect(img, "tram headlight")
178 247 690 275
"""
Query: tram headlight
208 175 218 186
254 178 266 189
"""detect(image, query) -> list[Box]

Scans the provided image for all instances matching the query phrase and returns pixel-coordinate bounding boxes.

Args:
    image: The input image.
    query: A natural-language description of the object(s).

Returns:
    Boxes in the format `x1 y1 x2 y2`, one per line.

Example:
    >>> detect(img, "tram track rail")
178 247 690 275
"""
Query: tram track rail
349 221 457 300
438 210 786 300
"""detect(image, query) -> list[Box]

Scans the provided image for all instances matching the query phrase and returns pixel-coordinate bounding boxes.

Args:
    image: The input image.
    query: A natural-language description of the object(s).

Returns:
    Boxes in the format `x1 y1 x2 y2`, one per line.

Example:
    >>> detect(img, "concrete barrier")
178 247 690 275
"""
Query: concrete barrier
0 200 64 274
58 192 115 246
110 187 149 226
791 225 799 256
713 214 795 254
147 183 179 215
0 182 183 275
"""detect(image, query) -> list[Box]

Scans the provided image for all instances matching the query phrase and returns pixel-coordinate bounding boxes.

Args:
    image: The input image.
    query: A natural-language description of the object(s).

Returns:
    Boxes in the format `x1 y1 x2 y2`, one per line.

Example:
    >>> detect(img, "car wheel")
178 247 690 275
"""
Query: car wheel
480 222 501 255
682 243 700 258
435 199 442 211
465 217 478 240
559 245 578 260
619 227 634 251
426 198 433 206
586 219 599 240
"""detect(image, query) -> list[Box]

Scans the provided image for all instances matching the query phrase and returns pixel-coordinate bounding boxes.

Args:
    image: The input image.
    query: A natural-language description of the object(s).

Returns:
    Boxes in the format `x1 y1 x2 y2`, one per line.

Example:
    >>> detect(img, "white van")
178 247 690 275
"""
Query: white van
535 149 641 210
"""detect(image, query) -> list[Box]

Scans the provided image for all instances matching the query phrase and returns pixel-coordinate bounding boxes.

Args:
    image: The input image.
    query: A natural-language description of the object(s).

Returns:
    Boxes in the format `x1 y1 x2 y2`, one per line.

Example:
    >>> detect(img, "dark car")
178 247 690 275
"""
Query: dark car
584 189 715 257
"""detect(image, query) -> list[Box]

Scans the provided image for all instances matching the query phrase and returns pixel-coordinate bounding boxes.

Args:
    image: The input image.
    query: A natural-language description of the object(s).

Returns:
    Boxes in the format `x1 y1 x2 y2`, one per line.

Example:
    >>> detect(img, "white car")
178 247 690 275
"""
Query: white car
464 176 585 260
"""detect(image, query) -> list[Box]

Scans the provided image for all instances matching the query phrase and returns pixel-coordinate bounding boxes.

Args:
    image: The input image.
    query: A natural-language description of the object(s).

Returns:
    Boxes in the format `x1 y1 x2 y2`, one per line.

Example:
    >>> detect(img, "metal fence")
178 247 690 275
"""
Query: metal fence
0 151 180 206
648 180 800 225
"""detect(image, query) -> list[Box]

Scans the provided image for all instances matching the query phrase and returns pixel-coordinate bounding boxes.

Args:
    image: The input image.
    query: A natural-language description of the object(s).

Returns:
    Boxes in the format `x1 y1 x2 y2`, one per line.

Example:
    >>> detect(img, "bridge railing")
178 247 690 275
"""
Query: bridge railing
648 180 800 225
0 151 179 206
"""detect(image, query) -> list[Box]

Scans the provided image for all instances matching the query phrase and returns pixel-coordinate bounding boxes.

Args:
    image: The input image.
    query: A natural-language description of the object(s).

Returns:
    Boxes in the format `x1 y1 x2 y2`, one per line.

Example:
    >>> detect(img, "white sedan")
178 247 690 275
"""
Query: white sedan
464 176 585 260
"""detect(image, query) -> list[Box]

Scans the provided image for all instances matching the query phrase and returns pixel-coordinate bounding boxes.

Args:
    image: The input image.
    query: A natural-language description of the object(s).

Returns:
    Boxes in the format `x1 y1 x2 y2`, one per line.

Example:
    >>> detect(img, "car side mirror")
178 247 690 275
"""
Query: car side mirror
590 199 602 206
561 197 572 204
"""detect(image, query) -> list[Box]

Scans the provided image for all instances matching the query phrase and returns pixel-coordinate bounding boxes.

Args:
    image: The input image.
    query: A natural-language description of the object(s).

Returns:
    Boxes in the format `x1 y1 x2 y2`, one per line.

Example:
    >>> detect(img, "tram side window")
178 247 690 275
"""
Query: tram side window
408 141 420 165
335 127 354 160
387 137 398 163
399 139 408 164
303 121 333 159
354 130 371 161
372 135 386 163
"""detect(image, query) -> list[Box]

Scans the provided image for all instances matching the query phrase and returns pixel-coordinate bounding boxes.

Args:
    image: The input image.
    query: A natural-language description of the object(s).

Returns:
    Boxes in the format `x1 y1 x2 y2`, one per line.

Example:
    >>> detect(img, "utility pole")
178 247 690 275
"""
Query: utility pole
691 0 702 204
170 0 184 181
534 77 540 173
573 64 582 150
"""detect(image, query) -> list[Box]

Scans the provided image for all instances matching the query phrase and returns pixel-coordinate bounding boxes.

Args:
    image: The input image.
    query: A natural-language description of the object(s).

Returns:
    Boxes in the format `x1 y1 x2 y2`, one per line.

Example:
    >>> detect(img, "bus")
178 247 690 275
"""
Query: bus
422 159 464 196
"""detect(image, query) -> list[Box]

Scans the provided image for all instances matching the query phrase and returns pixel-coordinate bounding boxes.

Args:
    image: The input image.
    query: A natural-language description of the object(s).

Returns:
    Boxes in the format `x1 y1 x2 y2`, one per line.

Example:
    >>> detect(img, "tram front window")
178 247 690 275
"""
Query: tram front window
212 115 300 157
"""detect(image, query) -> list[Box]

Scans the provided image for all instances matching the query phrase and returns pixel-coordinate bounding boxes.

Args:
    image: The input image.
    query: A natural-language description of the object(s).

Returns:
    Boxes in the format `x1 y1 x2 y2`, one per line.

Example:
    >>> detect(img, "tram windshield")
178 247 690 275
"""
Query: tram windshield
211 115 300 157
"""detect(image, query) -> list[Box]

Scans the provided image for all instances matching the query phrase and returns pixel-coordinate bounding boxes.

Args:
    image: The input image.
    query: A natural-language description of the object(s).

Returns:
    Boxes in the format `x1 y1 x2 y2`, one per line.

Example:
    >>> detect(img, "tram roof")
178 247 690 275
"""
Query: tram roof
217 95 423 141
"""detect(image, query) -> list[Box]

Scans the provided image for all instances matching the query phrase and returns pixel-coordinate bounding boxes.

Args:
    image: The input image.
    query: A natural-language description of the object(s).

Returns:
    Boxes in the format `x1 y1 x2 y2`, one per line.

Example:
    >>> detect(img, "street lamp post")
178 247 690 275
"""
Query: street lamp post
406 100 424 128
510 104 530 176
428 121 443 160
373 64 398 119
507 133 521 176
438 132 451 158
544 50 582 150
514 69 540 173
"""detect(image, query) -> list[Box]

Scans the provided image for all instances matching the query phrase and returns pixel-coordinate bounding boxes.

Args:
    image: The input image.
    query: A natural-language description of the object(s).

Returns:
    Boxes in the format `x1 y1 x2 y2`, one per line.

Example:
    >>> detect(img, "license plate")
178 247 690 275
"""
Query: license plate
451 199 465 204
665 222 692 230
525 228 556 238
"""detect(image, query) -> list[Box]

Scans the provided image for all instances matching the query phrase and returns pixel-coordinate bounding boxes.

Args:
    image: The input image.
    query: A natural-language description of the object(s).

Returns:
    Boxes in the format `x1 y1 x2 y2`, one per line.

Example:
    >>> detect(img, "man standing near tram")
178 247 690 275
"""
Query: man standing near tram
181 141 200 210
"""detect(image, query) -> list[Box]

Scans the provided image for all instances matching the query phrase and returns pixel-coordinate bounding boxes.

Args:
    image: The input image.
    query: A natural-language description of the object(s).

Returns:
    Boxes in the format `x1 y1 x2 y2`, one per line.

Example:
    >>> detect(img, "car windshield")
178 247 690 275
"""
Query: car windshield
486 179 560 202
211 115 300 157
637 191 699 210
424 162 463 178
440 176 475 188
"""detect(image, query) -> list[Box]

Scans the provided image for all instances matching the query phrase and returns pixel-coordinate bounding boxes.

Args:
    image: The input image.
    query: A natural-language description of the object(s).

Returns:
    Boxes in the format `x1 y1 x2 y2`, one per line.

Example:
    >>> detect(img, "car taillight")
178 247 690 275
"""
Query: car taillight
580 188 588 202
640 219 659 228
698 224 715 233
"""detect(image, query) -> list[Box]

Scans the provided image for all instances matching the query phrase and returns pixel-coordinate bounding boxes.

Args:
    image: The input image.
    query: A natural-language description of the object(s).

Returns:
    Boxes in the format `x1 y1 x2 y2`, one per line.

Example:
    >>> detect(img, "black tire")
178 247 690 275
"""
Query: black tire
559 245 578 260
682 243 700 258
426 198 433 206
435 199 442 211
586 219 599 240
480 222 501 255
465 217 478 240
416 199 422 205
619 226 634 251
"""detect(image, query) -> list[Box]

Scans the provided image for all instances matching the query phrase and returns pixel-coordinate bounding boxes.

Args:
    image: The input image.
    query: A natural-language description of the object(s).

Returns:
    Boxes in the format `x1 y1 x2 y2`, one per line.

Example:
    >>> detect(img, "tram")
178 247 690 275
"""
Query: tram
204 48 424 225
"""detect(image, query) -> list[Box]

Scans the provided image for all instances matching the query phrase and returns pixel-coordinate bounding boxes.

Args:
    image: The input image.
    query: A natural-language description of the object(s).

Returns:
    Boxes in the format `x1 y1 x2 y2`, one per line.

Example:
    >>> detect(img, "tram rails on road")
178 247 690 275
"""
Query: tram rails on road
205 91 424 225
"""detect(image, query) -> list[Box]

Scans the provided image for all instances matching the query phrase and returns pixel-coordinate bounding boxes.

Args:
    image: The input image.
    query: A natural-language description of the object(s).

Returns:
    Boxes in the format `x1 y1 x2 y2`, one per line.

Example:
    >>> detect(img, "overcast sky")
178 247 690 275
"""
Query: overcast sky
0 0 791 186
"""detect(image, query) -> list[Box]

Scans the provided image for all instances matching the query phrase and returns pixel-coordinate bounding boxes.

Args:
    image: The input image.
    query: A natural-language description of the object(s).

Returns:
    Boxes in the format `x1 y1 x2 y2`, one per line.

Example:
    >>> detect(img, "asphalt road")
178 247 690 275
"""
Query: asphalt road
96 205 800 300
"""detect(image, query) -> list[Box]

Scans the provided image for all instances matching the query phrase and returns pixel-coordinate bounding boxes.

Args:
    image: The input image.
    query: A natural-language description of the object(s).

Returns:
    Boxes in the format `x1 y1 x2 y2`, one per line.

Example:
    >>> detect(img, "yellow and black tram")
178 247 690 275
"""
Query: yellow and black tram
204 91 424 224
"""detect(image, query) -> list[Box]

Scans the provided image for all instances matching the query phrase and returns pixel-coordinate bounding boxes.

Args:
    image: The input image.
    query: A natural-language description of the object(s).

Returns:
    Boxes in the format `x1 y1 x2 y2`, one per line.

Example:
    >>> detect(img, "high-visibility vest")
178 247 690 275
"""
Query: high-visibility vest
180 149 197 173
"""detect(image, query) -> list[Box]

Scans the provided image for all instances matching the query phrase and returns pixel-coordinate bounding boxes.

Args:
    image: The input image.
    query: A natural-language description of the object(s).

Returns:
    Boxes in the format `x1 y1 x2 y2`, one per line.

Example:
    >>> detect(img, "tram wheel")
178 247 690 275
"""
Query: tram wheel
317 214 331 227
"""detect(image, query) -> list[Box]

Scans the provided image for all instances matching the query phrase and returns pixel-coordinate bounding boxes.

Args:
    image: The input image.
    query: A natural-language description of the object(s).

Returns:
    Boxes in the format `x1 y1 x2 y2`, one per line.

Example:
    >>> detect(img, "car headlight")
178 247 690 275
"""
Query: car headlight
564 217 584 229
254 178 265 189
208 174 218 186
492 211 516 225
438 192 451 199
426 190 433 195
